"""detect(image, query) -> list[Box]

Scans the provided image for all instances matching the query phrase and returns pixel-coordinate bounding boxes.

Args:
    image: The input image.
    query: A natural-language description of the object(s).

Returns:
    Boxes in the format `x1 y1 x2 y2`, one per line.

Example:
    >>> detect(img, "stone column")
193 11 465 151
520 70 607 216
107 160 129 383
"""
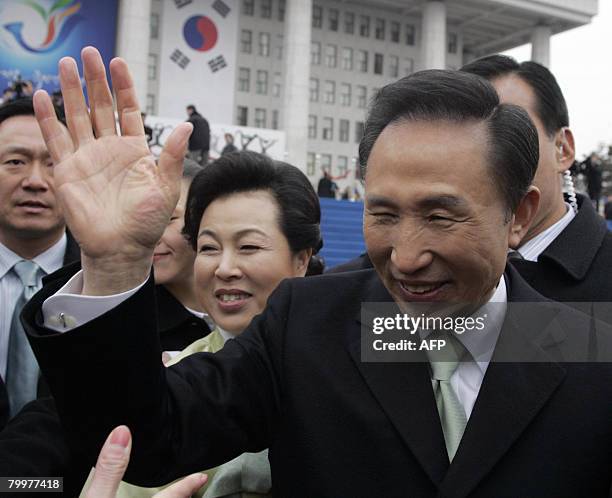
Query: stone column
421 0 447 69
531 25 551 67
115 0 151 106
282 0 312 170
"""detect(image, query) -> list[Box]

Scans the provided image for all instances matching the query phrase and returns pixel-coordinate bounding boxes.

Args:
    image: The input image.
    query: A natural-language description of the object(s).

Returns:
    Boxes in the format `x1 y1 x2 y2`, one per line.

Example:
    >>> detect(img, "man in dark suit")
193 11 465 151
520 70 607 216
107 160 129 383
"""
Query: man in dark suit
186 104 210 166
0 98 79 428
22 49 612 496
332 56 612 324
460 56 612 317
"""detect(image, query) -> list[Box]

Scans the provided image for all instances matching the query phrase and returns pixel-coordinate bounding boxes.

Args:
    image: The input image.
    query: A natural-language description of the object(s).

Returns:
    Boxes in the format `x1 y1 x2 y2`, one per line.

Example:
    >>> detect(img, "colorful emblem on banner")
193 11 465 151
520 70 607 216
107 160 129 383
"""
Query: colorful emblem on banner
3 0 82 54
183 15 218 52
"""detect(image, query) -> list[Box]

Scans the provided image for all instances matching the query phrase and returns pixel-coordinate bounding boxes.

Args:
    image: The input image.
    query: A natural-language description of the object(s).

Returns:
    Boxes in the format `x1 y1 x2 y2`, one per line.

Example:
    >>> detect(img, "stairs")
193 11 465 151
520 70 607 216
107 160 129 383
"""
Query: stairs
318 198 366 270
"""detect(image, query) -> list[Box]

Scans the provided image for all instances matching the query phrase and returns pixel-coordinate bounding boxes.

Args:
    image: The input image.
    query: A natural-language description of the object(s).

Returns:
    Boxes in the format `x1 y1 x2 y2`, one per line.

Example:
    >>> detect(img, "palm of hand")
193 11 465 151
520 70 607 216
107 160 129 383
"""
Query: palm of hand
55 135 178 259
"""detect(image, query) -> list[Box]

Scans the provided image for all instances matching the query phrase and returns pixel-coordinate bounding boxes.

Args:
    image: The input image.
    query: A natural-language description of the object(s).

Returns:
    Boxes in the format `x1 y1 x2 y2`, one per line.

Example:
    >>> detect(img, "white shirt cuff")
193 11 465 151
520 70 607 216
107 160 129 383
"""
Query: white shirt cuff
42 270 148 332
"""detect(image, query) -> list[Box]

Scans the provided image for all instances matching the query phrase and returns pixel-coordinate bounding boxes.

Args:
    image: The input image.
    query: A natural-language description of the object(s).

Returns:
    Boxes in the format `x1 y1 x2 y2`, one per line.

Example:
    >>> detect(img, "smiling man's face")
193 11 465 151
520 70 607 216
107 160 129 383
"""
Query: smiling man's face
0 115 65 245
364 119 513 309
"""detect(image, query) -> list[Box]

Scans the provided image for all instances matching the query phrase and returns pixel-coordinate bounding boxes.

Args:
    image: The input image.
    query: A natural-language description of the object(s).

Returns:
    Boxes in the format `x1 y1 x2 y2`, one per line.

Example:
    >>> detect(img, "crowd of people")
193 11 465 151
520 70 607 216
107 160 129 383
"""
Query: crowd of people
0 44 611 498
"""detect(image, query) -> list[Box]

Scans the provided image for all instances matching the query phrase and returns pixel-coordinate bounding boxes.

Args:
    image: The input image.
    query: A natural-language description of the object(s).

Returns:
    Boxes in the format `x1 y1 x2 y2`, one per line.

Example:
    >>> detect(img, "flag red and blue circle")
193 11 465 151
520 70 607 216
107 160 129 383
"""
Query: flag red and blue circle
183 15 218 52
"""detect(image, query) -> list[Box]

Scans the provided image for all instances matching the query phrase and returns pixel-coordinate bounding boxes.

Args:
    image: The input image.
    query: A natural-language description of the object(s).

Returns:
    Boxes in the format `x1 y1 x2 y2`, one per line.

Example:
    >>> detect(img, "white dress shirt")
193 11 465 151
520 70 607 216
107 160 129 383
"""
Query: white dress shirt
516 203 575 262
0 233 67 379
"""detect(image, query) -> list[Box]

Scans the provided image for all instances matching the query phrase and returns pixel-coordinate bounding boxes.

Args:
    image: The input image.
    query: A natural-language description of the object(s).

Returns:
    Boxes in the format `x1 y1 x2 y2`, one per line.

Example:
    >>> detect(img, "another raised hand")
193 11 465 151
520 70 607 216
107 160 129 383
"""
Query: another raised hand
84 426 207 498
33 46 192 295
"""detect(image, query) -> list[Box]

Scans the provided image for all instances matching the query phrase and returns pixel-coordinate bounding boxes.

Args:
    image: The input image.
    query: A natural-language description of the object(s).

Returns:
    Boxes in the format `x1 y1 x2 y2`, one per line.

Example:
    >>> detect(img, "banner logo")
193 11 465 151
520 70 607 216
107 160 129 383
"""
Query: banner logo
3 0 82 54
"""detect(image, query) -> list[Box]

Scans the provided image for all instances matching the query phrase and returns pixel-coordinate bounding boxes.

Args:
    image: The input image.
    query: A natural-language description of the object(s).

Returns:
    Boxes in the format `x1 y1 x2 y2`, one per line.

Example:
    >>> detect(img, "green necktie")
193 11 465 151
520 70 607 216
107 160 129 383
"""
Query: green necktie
427 333 468 462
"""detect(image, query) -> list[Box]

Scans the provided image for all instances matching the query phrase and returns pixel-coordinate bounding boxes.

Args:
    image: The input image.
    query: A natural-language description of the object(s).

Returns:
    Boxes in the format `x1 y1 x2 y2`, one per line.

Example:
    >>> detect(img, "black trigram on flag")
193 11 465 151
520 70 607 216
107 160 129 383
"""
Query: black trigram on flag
170 49 191 69
208 55 227 73
212 0 231 17
174 0 193 8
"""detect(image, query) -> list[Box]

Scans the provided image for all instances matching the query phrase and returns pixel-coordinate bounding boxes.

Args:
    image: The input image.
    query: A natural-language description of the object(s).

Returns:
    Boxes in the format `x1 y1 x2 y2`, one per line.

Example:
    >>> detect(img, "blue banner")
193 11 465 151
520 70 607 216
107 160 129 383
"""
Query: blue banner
0 0 118 95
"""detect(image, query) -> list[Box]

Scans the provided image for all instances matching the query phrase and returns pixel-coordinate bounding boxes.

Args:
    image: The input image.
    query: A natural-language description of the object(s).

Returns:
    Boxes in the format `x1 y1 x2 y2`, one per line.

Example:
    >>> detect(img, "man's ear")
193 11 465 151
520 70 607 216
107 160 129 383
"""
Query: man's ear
555 127 575 173
508 186 540 249
293 248 314 277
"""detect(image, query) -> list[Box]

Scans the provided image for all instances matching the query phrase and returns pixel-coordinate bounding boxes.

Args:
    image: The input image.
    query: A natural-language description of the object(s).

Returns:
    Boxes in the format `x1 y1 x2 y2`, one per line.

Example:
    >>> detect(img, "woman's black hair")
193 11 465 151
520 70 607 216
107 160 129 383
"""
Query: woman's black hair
183 151 322 255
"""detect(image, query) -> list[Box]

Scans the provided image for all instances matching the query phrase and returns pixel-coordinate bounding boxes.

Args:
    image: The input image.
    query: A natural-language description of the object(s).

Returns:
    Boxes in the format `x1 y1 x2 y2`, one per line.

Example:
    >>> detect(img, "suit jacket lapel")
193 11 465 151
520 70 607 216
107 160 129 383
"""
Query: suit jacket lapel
438 267 567 498
347 273 449 486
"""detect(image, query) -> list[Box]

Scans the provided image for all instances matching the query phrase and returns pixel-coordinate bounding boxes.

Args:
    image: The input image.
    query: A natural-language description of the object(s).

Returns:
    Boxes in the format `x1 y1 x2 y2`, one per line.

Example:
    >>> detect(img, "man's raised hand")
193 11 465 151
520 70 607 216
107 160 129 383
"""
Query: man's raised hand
33 46 192 295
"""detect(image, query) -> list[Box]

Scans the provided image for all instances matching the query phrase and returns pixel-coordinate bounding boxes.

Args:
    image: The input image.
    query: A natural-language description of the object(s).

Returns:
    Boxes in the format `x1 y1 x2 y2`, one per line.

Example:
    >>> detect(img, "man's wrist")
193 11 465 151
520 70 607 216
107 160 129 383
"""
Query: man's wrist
81 253 152 296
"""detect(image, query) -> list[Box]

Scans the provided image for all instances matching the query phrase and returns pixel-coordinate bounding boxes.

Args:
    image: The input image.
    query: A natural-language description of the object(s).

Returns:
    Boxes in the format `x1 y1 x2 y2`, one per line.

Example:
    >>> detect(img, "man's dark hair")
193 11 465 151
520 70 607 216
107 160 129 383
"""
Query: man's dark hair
183 151 322 255
186 104 196 113
460 54 568 137
0 97 64 126
359 69 539 215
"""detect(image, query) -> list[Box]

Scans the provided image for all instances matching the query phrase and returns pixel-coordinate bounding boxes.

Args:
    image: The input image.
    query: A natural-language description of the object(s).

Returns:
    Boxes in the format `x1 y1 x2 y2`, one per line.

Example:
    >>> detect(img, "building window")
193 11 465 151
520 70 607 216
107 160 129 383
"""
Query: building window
321 153 332 171
357 50 368 72
256 70 268 94
310 41 321 65
242 0 254 16
337 155 348 175
309 78 319 102
278 0 285 21
241 29 252 53
150 13 159 39
329 8 339 31
147 54 157 80
322 118 333 140
341 47 353 70
272 110 279 130
359 15 370 37
276 34 283 59
238 67 250 92
405 24 415 45
261 0 272 18
254 108 267 128
374 53 384 75
448 33 458 54
146 93 155 114
344 12 354 34
389 55 399 78
324 80 335 104
340 83 351 106
339 120 350 142
404 57 414 76
237 106 248 126
390 21 400 42
312 5 323 28
375 18 385 40
272 72 282 97
355 121 365 143
307 153 316 176
259 32 270 56
325 44 337 68
308 115 317 138
356 85 367 108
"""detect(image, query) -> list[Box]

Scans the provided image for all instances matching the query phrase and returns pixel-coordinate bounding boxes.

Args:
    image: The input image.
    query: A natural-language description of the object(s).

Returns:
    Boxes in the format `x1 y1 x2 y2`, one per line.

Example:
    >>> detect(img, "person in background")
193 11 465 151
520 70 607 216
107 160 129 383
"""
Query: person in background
186 104 210 167
0 97 79 425
220 133 238 156
0 159 211 497
141 112 153 146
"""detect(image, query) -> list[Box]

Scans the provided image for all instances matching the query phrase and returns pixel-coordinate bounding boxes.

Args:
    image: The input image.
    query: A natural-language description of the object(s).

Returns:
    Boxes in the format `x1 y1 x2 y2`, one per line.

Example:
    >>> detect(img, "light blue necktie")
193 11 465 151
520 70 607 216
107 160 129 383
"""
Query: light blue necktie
6 260 43 417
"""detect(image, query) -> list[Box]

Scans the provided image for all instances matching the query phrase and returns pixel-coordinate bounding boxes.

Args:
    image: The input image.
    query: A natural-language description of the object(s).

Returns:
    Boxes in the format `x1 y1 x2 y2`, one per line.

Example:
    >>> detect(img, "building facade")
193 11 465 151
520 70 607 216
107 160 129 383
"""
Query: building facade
131 0 597 184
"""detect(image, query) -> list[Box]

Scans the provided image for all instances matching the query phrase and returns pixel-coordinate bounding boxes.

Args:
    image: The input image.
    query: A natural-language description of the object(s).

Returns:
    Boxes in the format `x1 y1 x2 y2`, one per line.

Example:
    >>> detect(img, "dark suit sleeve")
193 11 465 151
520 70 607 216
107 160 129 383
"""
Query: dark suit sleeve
23 275 286 487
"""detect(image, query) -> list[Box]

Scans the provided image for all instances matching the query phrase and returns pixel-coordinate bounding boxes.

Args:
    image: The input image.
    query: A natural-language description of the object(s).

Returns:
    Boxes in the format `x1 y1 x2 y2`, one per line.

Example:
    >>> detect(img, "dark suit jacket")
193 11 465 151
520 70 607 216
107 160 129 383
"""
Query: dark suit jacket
0 231 80 430
0 266 210 497
23 265 612 497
